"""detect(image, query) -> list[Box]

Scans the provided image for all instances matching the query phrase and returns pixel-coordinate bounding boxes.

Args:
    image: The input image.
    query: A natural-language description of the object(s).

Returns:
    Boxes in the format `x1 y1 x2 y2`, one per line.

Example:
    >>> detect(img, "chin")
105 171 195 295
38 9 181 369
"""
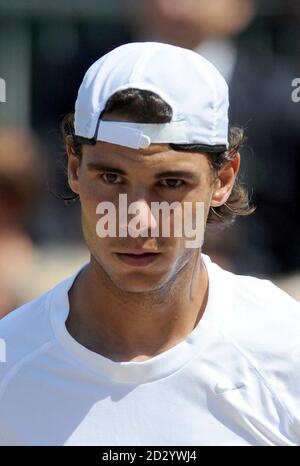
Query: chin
111 272 170 294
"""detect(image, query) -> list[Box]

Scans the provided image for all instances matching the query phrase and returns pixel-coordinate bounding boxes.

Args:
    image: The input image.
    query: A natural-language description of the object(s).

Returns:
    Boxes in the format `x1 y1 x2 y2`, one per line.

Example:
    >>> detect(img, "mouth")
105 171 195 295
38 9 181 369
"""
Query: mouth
115 252 161 267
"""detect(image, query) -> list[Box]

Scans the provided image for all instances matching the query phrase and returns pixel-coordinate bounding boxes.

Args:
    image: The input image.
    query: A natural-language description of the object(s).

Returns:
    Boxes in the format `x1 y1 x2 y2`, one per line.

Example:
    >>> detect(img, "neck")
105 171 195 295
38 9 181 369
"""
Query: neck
66 251 209 362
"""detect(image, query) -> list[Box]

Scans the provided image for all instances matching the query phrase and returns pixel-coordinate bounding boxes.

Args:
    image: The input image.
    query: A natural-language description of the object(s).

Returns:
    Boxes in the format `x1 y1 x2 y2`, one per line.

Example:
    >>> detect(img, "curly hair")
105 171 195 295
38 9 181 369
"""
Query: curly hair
61 88 255 227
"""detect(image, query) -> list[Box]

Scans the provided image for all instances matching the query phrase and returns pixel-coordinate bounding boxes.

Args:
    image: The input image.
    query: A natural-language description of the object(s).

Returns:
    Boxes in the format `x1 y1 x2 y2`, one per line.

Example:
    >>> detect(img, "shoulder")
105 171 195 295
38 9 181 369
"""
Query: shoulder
205 254 300 334
217 264 300 424
0 271 77 382
225 270 300 343
0 290 54 381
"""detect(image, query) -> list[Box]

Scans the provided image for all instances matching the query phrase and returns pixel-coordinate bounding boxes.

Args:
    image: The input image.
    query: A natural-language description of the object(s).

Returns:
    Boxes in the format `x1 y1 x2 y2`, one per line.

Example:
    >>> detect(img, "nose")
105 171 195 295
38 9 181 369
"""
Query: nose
119 198 158 237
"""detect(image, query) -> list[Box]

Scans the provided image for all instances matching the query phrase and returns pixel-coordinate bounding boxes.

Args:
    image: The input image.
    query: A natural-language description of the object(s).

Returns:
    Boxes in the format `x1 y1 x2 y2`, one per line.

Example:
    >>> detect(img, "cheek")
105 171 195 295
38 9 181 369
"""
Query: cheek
79 177 112 218
79 183 120 248
195 183 214 218
181 188 212 229
80 190 108 241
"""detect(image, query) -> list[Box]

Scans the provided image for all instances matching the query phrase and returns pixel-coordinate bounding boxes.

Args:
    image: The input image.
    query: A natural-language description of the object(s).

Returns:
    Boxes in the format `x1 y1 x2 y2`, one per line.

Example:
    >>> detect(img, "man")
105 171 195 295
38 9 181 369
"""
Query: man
132 0 300 276
0 127 44 316
0 42 299 446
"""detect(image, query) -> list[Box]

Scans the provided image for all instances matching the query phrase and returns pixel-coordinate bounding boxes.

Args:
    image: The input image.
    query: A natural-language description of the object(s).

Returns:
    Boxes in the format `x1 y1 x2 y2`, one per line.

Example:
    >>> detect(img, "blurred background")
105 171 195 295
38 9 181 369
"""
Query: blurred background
0 0 300 317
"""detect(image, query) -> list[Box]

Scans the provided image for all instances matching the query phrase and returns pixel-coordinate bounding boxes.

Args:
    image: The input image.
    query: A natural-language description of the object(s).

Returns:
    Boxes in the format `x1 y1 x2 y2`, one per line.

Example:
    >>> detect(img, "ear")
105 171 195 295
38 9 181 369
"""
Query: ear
66 140 80 195
210 153 240 207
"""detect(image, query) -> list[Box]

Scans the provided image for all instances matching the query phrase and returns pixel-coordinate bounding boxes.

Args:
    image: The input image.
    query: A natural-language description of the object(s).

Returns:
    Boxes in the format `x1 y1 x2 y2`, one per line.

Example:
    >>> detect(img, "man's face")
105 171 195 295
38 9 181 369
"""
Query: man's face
69 141 218 293
138 0 254 45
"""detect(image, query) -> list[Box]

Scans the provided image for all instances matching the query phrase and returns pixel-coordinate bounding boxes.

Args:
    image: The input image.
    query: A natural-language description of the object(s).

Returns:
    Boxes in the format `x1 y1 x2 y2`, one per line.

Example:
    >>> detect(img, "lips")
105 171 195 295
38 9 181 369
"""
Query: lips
115 252 161 267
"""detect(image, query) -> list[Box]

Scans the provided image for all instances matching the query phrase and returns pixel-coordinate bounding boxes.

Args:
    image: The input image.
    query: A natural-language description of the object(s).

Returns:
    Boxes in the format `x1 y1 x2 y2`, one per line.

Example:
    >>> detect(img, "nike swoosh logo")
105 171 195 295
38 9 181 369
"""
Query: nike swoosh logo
214 383 245 394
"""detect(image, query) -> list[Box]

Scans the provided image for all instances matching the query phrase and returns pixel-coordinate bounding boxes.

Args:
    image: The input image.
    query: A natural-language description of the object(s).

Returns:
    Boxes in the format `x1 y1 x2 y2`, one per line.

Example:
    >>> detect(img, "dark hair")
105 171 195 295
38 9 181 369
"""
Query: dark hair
61 88 255 226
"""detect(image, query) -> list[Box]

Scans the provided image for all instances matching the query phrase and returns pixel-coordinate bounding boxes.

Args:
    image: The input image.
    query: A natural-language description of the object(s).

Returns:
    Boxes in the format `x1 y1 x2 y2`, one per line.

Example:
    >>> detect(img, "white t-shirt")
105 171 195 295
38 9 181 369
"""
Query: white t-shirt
0 254 299 446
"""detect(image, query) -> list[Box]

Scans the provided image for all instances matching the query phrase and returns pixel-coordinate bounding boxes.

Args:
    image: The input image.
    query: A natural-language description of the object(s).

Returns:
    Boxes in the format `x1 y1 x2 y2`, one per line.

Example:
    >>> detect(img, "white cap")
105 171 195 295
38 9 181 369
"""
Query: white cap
74 42 229 151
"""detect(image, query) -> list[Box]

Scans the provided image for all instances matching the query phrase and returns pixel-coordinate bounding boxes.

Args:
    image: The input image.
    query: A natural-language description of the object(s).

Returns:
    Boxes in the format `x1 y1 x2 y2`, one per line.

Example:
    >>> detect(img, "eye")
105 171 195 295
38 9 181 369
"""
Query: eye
101 173 122 184
159 179 185 189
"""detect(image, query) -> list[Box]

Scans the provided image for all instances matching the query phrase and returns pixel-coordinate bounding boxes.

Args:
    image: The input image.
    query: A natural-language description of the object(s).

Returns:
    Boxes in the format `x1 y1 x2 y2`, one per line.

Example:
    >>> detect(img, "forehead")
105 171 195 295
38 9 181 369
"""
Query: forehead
82 141 210 170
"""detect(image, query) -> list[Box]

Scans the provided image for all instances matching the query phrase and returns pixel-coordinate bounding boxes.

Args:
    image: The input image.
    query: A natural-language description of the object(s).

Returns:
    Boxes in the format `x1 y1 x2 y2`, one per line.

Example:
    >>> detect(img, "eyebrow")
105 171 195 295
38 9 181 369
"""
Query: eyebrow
86 162 198 180
87 162 126 176
154 170 198 181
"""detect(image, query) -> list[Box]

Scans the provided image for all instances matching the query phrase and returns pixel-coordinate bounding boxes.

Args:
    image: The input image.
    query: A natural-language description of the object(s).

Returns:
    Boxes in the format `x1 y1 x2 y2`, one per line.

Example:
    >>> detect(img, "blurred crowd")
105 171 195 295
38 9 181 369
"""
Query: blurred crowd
0 0 300 316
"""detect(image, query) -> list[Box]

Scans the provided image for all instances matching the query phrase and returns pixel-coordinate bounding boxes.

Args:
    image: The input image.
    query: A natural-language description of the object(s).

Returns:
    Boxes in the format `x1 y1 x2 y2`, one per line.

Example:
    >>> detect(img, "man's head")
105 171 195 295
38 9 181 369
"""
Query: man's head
0 127 43 229
133 0 255 49
62 43 253 293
